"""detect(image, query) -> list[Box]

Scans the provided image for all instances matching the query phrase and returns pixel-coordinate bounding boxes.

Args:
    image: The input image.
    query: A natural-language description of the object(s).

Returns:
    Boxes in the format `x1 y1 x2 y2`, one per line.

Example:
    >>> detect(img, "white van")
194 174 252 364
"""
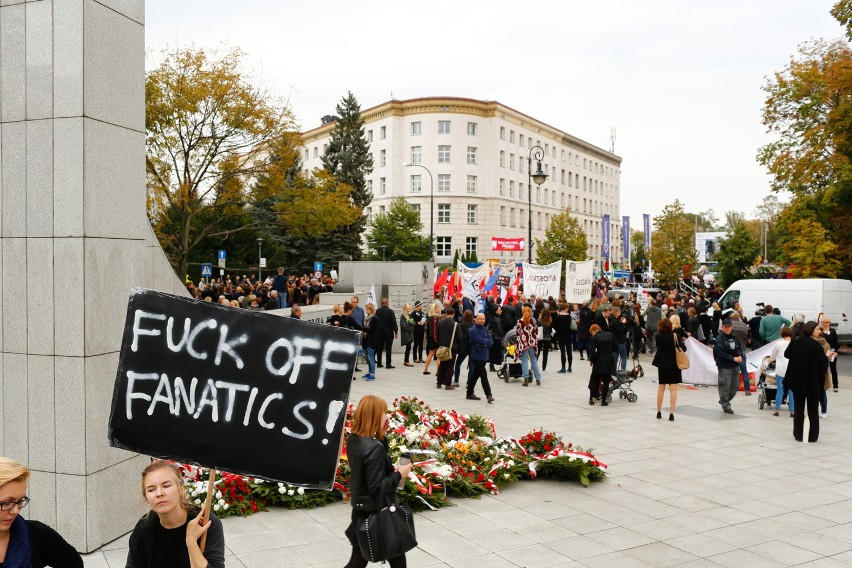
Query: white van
716 279 852 342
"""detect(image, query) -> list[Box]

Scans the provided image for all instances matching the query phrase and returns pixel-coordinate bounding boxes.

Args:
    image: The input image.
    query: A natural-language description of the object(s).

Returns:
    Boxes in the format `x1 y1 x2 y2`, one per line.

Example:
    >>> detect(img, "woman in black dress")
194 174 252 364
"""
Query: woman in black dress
784 321 830 443
652 318 685 421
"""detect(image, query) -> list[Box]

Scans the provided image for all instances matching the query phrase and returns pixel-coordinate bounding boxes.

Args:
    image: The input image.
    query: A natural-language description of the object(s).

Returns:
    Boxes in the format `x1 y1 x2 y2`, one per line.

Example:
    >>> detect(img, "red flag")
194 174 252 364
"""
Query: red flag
447 272 457 298
433 268 449 297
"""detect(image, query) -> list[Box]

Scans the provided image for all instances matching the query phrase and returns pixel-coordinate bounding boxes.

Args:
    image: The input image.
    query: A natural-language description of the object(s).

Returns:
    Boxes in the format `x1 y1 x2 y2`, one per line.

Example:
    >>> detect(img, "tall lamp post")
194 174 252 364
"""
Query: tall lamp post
257 237 263 282
404 163 434 263
527 146 548 263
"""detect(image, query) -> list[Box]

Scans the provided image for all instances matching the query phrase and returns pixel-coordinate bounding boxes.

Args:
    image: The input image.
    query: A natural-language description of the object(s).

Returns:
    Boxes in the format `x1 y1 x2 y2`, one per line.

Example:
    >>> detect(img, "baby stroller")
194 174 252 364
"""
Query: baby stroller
757 355 777 410
605 359 644 404
497 329 524 383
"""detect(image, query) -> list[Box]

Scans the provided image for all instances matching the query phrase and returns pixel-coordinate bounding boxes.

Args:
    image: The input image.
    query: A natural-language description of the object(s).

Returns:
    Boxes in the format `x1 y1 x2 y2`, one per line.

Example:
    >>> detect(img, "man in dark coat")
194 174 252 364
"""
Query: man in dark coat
436 308 460 389
374 298 399 368
588 324 615 406
714 319 743 414
785 321 830 442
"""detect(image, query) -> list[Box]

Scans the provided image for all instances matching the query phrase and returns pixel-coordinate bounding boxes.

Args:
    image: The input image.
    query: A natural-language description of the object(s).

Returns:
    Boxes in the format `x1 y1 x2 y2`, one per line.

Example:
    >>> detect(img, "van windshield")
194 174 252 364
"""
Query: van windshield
719 290 740 310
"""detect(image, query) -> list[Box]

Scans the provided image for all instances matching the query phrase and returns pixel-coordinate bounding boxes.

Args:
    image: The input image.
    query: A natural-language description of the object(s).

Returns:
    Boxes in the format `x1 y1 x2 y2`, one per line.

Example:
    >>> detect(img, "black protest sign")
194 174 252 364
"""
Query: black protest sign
108 288 359 489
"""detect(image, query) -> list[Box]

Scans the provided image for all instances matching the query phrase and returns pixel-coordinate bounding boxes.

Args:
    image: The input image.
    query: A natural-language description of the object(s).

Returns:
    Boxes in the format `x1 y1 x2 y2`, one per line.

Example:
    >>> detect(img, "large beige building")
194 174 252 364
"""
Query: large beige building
301 97 624 265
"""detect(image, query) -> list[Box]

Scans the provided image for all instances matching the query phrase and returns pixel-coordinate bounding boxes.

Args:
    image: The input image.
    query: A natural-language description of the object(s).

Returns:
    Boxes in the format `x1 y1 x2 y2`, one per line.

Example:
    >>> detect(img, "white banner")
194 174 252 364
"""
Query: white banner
680 337 780 387
456 263 490 289
523 261 562 300
564 260 594 304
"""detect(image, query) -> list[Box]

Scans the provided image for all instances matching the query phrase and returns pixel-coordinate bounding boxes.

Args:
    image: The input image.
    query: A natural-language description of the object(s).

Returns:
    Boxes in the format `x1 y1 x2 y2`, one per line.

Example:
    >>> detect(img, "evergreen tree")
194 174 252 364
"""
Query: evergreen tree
715 222 761 287
321 91 374 260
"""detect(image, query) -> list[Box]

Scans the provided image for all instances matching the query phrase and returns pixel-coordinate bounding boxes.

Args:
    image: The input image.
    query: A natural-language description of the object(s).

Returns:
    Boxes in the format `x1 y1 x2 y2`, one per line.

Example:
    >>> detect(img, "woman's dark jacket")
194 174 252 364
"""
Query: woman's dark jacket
589 331 615 376
347 434 400 513
126 507 225 568
363 314 380 349
652 331 686 381
4 517 83 568
577 307 594 339
784 336 829 395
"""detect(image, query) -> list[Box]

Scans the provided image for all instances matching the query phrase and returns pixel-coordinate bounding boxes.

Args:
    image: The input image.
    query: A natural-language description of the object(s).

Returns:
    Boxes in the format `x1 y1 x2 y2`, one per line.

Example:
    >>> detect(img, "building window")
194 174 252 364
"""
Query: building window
536 187 541 203
520 209 525 229
509 153 515 171
438 120 451 134
519 159 525 174
313 147 318 158
436 236 452 257
466 146 477 165
412 203 420 214
438 145 451 163
499 178 505 196
438 204 450 223
500 207 506 226
467 122 477 135
366 207 372 222
510 130 515 143
510 207 516 227
367 130 373 142
500 126 506 140
379 205 385 215
410 146 422 164
411 122 421 135
519 183 525 200
380 149 386 167
465 236 477 255
466 175 477 193
519 134 525 147
499 150 505 167
538 212 542 230
552 192 557 205
380 177 386 195
509 180 515 197
380 126 386 139
410 174 422 193
561 170 566 184
367 179 373 194
438 174 451 192
467 204 477 224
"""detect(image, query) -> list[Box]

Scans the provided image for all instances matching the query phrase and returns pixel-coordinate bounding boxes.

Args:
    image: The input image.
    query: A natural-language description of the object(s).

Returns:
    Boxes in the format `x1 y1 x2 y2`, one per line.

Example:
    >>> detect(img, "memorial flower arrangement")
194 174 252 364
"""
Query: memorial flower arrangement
179 395 607 518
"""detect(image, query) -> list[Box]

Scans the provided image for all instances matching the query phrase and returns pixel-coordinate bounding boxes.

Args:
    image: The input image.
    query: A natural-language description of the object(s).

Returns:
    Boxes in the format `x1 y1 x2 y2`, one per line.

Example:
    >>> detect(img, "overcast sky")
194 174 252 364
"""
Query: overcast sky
145 0 844 225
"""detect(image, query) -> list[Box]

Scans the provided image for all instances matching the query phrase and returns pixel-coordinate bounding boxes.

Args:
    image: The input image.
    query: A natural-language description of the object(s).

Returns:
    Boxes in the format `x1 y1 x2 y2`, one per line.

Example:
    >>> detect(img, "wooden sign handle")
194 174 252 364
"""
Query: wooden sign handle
199 467 216 553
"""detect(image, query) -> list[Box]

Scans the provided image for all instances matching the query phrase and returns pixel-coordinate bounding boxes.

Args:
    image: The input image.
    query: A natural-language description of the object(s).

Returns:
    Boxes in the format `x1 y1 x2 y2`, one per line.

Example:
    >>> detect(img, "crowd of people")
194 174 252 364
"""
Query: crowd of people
185 267 337 310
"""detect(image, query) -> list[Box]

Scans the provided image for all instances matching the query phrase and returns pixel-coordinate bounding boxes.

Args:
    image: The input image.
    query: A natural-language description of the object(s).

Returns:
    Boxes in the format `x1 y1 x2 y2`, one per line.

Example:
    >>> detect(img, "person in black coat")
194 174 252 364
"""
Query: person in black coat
487 305 506 372
344 396 412 568
588 324 616 406
652 318 686 421
577 302 594 360
552 304 574 373
784 321 830 443
374 299 399 368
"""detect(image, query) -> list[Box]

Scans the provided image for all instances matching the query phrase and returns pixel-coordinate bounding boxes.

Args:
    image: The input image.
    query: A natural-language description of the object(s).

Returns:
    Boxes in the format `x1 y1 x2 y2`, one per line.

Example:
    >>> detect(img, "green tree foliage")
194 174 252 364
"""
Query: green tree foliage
832 0 852 41
758 35 852 276
535 209 589 265
781 219 843 278
715 223 761 287
320 91 374 261
365 198 430 261
648 200 697 286
684 210 719 232
146 46 296 278
630 230 647 268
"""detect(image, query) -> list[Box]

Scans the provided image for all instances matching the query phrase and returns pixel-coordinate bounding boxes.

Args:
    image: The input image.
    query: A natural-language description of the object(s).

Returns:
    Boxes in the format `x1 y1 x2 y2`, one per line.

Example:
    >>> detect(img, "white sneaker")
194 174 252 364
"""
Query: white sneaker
820 412 827 419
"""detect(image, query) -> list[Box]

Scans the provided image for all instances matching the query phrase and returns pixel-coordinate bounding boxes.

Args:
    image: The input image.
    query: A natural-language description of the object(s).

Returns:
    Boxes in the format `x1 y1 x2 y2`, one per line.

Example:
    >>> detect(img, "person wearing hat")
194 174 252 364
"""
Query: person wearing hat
714 319 744 414
411 301 426 363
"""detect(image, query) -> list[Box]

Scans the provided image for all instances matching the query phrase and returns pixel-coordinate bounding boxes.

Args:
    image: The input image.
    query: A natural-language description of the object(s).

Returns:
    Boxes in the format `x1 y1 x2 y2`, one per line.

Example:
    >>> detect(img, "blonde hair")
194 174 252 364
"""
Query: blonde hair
427 303 442 317
670 314 682 329
141 460 192 513
0 457 30 488
402 303 411 317
365 303 376 314
351 395 388 440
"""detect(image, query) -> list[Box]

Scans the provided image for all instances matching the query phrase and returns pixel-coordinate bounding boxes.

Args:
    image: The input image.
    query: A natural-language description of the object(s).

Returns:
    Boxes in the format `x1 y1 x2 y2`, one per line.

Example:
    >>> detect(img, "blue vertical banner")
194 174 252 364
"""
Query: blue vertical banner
601 214 611 262
643 214 651 252
622 216 630 264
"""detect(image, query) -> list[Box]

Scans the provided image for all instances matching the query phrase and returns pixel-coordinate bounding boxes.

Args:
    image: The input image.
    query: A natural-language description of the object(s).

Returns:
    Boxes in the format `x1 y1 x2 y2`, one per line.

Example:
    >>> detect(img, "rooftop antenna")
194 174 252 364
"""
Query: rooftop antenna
610 127 616 153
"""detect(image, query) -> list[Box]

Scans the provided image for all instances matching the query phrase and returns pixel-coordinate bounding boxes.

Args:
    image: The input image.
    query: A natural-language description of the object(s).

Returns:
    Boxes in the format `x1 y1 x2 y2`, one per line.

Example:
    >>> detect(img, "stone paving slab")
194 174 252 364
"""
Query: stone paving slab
82 351 852 567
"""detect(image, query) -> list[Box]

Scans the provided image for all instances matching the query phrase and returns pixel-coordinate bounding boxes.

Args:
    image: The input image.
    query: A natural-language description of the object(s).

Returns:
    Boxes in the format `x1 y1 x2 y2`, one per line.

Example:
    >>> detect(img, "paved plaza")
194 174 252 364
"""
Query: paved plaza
82 351 852 567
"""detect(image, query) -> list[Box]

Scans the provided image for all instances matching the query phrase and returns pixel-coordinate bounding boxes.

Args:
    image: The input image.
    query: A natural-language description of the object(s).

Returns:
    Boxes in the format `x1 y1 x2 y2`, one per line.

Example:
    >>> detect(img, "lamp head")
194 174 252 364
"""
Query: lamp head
532 162 548 186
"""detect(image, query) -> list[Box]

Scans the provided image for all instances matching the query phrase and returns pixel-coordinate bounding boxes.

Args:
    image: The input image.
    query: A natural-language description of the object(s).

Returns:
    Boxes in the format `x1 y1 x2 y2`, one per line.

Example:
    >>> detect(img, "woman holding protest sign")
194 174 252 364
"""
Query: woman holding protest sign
0 457 82 568
344 395 414 568
127 460 225 568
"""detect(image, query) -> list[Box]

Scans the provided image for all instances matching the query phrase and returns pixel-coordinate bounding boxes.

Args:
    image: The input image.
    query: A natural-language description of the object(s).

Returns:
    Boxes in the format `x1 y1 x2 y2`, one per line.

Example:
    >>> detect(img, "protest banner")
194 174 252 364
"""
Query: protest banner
522 261 562 299
108 288 359 489
564 260 595 304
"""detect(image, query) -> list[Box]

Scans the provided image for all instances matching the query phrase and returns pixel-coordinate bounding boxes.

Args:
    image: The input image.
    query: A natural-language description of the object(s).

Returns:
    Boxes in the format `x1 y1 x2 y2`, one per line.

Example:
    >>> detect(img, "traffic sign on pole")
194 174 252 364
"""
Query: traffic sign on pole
201 263 213 278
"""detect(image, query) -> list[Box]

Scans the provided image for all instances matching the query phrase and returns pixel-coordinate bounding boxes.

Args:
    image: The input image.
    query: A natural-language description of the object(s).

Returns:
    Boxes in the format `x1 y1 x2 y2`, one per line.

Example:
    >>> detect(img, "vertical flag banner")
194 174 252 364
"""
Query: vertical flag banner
622 216 630 264
564 260 595 304
522 261 562 299
601 215 611 264
643 214 651 252
367 284 377 306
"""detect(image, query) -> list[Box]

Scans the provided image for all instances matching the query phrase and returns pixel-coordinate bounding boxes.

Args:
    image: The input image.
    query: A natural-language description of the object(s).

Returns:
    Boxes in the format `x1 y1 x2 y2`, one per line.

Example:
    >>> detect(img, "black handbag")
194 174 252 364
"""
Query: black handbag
356 495 417 563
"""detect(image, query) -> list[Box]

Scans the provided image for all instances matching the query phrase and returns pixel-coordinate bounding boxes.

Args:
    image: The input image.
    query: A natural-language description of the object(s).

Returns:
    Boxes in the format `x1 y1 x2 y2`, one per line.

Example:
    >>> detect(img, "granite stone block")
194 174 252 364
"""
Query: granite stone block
0 3 26 121
53 118 85 236
26 121 54 237
54 356 85 474
27 354 55 470
53 0 84 117
1 122 27 238
2 352 27 463
25 0 53 119
27 238 54 354
2 238 27 353
86 454 150 550
85 351 135 473
53 238 85 355
0 353 4 452
83 119 146 239
56 473 87 550
83 0 144 131
93 0 143 25
27 469 57 527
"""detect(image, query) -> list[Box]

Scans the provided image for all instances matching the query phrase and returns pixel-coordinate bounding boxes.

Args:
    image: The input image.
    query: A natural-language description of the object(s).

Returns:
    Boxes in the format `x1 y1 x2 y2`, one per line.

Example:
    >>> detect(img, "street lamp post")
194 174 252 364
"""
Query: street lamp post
527 146 548 263
404 163 434 263
257 237 263 282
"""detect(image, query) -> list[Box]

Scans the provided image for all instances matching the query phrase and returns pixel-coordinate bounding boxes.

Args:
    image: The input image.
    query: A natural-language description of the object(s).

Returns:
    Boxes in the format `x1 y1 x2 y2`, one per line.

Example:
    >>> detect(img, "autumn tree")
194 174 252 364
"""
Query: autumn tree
648 200 697 286
365 198 430 261
781 219 843 277
715 222 761 287
535 209 588 265
320 91 374 260
146 47 297 277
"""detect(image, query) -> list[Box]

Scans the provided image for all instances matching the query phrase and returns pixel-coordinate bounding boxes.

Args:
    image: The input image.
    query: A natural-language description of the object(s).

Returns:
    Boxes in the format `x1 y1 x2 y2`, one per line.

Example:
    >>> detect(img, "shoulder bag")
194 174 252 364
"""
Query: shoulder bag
356 494 417 562
674 336 690 370
435 323 457 361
